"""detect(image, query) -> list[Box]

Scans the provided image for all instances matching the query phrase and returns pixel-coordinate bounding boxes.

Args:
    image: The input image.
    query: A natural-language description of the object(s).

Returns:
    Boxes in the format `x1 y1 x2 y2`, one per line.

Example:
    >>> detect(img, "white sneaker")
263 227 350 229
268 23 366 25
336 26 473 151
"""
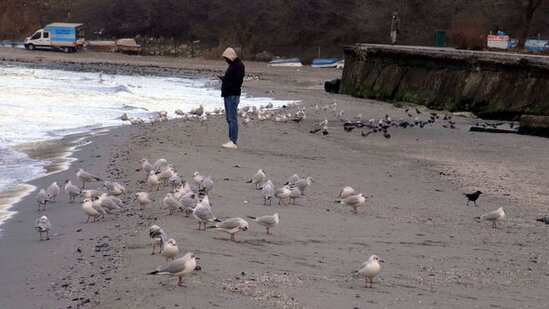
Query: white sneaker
222 141 238 149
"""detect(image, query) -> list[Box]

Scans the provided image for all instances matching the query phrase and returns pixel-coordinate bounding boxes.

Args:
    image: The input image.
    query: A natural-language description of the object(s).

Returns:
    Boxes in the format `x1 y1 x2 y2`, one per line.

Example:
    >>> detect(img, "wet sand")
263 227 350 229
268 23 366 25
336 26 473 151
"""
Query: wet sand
0 48 548 309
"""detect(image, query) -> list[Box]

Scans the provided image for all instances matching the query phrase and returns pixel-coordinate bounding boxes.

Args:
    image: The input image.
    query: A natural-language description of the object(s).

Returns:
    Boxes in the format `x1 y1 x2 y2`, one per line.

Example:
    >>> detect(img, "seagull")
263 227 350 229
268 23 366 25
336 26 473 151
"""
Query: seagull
289 187 302 205
464 190 482 206
275 185 291 206
46 181 60 203
98 193 121 214
34 215 52 240
208 217 249 242
192 199 220 230
179 192 198 217
285 174 300 186
200 176 214 194
358 255 383 288
64 180 81 203
476 207 506 228
120 112 129 122
337 186 355 200
161 238 179 262
140 158 154 180
147 171 161 191
148 252 200 288
339 193 367 214
247 213 279 235
135 192 155 210
36 189 50 211
80 189 101 200
261 180 275 206
81 198 101 223
293 176 313 195
164 193 182 215
156 167 176 186
153 158 169 173
191 104 204 117
149 224 168 254
246 169 266 189
76 168 102 188
192 171 205 188
169 174 183 190
104 181 125 196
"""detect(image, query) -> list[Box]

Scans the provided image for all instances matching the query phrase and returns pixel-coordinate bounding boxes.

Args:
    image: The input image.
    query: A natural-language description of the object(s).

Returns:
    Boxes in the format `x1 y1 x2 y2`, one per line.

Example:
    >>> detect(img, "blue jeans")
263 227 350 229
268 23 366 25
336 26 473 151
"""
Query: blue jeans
224 96 240 144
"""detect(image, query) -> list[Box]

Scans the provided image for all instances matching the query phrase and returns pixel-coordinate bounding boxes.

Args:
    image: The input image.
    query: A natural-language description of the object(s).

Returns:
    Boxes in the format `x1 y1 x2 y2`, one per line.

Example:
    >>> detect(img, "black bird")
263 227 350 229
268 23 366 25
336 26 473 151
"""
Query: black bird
361 130 373 137
291 116 304 123
383 132 391 139
464 190 482 206
536 216 549 224
415 108 422 115
344 126 355 132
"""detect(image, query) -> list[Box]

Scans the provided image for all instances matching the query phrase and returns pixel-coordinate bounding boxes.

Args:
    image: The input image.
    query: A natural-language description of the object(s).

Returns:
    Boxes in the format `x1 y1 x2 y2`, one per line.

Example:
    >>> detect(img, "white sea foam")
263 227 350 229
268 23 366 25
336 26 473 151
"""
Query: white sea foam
0 63 294 226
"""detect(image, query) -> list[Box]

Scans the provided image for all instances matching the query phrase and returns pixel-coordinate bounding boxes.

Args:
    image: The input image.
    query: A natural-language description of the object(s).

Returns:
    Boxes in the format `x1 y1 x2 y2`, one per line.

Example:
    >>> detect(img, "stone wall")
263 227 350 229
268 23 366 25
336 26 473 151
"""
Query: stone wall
340 44 549 120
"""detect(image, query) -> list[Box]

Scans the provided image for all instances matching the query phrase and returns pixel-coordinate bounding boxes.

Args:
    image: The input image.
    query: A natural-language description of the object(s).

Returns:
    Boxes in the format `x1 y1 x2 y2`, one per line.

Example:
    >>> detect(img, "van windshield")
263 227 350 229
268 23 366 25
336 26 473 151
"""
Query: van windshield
31 32 41 40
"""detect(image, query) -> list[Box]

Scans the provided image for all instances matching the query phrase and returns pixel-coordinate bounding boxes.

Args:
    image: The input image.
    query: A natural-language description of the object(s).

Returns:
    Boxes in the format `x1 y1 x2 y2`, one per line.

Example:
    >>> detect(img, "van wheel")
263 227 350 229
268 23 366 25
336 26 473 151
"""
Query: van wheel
28 44 35 50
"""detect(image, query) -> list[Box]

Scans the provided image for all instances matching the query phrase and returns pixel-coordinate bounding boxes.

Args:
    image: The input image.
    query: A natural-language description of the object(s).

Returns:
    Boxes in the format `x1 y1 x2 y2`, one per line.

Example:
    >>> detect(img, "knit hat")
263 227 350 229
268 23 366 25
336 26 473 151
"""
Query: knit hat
222 47 237 61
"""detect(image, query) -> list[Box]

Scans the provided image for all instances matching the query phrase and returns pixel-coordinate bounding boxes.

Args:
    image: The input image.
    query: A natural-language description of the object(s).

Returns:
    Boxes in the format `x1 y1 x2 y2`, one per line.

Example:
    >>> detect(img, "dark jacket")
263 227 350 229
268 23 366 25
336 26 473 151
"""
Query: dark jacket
221 58 245 97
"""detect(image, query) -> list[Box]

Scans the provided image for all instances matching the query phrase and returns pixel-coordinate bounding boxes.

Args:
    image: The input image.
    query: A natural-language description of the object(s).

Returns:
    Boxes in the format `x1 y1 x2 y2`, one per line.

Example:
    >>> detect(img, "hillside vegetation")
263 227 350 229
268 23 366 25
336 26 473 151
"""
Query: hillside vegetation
1 0 548 58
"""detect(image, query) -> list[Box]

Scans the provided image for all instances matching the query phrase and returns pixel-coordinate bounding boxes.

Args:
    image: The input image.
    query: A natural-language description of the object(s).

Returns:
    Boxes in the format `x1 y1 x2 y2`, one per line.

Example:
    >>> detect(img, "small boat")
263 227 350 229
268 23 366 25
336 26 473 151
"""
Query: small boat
311 58 341 68
267 58 303 67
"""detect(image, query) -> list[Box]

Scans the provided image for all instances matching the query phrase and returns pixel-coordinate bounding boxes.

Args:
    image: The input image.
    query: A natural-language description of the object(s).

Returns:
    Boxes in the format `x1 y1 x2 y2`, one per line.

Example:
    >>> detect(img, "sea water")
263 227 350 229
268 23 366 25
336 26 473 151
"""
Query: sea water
0 63 292 227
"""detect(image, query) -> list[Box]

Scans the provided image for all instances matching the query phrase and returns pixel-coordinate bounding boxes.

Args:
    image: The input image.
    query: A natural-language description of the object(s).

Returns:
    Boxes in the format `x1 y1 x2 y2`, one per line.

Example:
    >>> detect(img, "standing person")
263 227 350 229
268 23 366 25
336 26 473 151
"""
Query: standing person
220 47 245 149
390 12 400 45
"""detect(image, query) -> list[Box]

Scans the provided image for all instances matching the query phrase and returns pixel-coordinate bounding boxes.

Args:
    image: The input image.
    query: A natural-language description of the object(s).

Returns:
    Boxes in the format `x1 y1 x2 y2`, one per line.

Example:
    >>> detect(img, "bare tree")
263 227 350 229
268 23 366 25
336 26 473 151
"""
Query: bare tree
516 0 544 48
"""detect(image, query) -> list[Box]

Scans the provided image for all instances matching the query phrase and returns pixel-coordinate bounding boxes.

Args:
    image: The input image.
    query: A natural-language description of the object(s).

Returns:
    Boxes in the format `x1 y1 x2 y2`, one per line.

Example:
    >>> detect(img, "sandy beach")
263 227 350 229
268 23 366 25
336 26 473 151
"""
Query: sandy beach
0 48 548 309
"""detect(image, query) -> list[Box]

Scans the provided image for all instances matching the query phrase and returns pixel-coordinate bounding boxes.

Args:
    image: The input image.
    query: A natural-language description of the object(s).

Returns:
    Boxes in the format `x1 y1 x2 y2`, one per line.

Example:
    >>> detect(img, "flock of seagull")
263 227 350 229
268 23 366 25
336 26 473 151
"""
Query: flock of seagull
30 103 515 290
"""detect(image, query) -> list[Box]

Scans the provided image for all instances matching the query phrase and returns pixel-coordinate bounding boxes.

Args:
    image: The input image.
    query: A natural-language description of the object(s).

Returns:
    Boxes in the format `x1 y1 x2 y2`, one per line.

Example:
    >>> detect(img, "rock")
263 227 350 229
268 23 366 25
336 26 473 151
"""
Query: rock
519 115 549 137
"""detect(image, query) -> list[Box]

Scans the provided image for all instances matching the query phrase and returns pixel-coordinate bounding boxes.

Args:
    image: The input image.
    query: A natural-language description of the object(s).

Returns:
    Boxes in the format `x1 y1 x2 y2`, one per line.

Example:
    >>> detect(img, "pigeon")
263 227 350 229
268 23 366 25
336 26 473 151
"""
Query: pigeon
464 190 482 206
36 189 50 211
339 193 367 214
148 252 200 287
247 213 279 235
76 168 102 188
64 180 81 203
81 198 101 223
358 255 383 288
261 180 275 206
161 238 179 262
208 217 249 242
476 207 505 228
34 215 52 240
46 181 60 203
149 224 169 254
275 185 292 206
246 169 266 189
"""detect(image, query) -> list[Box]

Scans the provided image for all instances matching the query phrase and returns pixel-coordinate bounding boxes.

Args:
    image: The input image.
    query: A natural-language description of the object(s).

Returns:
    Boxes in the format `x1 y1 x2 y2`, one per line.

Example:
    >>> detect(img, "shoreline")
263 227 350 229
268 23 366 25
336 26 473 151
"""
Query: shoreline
1 50 548 308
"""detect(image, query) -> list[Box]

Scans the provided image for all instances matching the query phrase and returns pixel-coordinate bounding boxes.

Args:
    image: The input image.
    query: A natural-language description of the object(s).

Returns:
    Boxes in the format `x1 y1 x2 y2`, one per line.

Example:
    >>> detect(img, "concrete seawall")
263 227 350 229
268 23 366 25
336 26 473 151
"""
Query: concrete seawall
340 44 549 120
